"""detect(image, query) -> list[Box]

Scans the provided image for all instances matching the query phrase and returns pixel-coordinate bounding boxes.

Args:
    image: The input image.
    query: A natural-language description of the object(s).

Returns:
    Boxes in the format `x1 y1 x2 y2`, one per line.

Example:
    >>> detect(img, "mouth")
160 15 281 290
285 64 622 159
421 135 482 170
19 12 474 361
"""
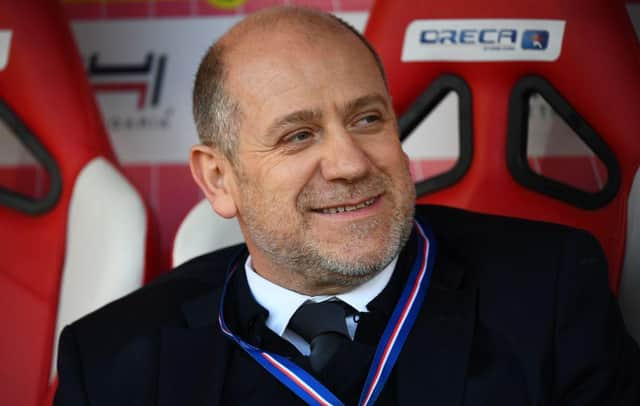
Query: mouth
311 195 379 215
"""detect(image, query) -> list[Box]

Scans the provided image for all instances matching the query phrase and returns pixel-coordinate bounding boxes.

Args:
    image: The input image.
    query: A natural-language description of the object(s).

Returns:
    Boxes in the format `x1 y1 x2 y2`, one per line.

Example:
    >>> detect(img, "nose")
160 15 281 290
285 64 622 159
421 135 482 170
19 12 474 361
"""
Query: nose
319 128 371 182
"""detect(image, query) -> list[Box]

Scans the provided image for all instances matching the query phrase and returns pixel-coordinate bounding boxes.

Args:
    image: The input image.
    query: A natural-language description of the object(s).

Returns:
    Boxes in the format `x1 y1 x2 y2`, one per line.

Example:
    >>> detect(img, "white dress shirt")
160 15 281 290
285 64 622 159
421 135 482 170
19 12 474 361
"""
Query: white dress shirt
245 255 398 355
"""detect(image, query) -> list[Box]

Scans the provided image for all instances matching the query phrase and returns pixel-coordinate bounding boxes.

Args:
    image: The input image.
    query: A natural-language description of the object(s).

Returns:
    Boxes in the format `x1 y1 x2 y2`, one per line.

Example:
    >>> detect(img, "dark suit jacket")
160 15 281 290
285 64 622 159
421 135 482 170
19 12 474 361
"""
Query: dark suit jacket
54 205 640 405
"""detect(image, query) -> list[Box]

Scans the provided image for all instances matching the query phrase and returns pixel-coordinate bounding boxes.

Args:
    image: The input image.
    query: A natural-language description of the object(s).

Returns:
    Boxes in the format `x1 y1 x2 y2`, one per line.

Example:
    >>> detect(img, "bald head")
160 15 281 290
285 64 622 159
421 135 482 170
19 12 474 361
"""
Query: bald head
192 6 387 163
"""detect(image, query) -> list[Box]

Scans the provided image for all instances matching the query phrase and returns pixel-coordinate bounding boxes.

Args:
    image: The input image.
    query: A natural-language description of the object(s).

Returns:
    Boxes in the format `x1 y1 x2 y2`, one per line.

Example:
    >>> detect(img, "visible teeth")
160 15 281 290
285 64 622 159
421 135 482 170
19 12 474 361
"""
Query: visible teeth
319 197 376 214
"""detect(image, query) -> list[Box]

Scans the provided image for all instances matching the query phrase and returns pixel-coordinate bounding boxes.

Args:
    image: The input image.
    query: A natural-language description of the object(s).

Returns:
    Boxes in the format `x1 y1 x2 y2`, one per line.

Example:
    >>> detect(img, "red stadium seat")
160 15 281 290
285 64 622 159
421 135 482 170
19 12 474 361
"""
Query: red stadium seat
0 1 159 405
365 0 640 340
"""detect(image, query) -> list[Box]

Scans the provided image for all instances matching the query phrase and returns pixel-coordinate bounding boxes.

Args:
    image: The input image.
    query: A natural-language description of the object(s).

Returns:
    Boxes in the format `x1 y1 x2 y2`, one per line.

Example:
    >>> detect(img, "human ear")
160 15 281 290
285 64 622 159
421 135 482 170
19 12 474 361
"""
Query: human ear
189 144 238 219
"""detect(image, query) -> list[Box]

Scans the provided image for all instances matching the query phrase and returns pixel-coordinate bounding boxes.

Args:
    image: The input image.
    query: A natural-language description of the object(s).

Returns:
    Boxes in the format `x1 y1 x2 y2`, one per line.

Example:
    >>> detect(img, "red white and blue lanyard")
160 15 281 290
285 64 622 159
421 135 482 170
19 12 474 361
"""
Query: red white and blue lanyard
218 220 436 406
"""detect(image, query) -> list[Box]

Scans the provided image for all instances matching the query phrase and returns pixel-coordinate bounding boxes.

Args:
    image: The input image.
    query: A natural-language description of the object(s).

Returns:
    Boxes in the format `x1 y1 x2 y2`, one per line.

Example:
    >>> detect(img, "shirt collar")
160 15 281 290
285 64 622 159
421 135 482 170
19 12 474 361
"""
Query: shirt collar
245 256 398 337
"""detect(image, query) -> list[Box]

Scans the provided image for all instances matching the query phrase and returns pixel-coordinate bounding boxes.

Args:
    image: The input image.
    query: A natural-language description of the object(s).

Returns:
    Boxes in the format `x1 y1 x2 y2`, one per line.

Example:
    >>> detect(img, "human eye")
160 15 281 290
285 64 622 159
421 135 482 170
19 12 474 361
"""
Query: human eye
352 112 382 129
281 129 315 146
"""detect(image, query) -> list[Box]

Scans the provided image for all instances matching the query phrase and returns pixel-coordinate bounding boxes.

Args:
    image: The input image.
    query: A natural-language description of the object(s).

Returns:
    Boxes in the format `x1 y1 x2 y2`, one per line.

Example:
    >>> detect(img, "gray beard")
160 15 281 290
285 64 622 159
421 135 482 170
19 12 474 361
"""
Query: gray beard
235 164 416 289
243 198 415 288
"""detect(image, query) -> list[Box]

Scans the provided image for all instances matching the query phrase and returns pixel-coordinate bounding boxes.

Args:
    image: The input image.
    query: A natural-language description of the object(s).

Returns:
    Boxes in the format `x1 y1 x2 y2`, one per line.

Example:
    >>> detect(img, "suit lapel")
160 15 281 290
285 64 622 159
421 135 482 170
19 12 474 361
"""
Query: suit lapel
396 244 477 405
157 287 232 406
155 231 477 405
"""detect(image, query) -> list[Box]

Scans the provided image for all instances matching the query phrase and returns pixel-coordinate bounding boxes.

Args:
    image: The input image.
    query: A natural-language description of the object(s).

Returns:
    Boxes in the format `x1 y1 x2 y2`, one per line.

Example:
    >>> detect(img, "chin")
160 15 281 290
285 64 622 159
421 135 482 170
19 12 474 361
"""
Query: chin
318 241 398 274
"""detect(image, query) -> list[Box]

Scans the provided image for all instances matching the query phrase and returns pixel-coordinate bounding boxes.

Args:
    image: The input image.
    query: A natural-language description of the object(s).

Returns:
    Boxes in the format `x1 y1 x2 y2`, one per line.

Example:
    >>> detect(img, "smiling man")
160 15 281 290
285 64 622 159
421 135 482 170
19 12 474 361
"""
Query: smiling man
190 8 416 297
54 6 639 406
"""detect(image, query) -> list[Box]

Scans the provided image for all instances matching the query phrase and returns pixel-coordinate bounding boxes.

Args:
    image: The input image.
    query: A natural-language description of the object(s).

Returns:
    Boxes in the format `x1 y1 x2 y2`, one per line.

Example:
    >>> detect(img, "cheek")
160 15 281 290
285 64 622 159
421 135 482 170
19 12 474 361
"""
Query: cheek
254 154 319 201
363 137 408 172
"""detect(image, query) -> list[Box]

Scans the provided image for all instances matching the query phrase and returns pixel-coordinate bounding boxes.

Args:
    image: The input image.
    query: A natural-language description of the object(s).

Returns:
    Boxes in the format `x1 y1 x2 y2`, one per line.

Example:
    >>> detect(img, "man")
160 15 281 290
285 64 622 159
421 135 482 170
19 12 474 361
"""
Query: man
54 6 639 405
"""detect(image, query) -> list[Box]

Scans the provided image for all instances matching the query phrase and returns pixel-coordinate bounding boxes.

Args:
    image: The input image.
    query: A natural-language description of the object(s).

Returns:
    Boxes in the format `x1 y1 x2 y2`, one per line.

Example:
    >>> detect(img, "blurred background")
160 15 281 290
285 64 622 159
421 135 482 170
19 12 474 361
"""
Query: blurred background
1 1 639 405
6 0 637 269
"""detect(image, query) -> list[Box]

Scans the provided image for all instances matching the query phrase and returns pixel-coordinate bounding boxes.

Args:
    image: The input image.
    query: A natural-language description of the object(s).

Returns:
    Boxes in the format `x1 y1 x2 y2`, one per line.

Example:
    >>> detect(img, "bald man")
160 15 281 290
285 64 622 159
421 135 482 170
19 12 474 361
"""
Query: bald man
54 6 639 405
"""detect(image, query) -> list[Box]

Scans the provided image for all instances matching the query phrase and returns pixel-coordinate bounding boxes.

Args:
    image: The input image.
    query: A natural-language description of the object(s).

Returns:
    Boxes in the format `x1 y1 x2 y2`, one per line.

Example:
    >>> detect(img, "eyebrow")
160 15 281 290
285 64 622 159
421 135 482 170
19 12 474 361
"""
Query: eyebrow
264 92 389 141
340 93 389 119
265 109 323 141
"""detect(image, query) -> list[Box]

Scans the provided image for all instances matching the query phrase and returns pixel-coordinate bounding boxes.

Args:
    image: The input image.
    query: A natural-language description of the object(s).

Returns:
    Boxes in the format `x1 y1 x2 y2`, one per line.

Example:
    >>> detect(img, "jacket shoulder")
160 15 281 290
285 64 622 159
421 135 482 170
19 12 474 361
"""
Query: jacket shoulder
416 204 596 247
416 204 606 293
71 244 245 336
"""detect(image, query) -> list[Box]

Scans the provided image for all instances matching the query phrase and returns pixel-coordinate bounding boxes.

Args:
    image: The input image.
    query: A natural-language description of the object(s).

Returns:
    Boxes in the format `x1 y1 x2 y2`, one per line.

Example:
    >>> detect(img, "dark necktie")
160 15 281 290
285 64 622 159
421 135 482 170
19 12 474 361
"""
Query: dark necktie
288 300 355 373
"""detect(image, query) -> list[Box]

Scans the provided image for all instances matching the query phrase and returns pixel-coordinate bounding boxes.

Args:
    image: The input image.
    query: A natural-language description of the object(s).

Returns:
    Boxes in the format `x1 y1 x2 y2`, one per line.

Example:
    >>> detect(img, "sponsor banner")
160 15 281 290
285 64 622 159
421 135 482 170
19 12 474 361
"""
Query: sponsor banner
72 16 240 164
63 0 374 20
402 19 565 62
0 30 12 71
70 12 368 164
209 0 248 9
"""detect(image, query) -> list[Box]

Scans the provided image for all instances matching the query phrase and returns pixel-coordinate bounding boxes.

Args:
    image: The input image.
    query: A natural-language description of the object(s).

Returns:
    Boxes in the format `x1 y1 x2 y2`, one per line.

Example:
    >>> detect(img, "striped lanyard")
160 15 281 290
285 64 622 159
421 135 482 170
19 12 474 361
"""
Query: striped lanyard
218 220 436 406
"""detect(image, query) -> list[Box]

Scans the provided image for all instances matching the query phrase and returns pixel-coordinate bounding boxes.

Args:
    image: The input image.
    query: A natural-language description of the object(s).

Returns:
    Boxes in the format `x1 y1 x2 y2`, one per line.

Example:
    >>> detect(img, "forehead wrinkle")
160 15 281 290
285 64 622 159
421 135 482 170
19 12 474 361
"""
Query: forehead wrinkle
263 93 389 142
265 108 324 140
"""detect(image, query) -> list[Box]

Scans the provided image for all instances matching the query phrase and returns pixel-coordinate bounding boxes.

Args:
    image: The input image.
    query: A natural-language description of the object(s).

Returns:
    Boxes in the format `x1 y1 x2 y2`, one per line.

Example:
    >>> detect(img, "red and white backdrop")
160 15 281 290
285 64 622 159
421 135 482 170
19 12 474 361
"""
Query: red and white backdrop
64 0 373 269
2 0 640 269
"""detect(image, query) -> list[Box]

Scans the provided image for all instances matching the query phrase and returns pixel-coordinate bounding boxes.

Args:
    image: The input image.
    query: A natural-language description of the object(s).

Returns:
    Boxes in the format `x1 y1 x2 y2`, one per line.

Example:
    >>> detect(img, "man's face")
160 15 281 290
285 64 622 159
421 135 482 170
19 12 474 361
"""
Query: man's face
224 26 415 291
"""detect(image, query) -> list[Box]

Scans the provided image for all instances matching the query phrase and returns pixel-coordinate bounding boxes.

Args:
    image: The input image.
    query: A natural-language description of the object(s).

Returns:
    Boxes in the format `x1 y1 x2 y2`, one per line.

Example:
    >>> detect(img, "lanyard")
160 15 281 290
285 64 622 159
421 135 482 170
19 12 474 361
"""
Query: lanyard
218 220 436 406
